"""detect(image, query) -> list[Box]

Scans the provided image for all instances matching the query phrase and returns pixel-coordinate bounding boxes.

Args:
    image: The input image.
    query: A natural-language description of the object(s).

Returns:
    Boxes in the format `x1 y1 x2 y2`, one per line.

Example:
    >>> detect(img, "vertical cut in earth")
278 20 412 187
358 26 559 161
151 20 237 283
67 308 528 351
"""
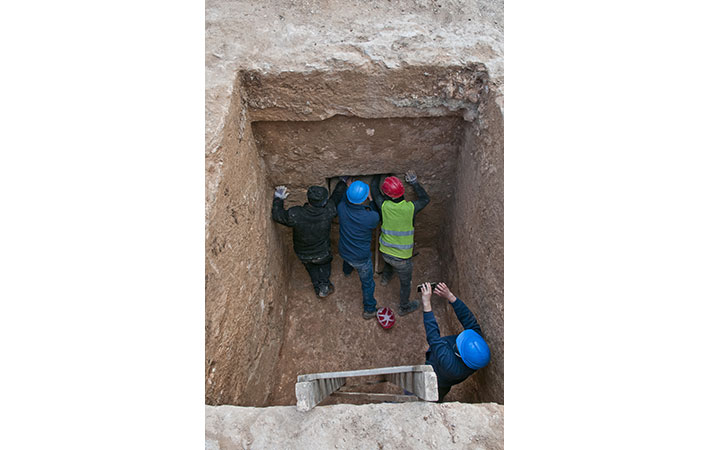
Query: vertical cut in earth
205 65 503 406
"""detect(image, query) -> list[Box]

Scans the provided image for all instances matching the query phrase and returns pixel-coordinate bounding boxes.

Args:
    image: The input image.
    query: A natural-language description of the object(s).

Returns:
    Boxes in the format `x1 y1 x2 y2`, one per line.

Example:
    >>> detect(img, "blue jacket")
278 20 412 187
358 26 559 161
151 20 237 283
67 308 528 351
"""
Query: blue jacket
424 299 483 390
337 199 380 264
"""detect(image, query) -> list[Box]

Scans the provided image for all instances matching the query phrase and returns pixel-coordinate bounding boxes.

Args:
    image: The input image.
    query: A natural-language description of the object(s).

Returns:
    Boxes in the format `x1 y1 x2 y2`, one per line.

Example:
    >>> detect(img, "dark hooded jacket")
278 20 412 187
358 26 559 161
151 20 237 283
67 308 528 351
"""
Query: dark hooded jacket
272 181 347 261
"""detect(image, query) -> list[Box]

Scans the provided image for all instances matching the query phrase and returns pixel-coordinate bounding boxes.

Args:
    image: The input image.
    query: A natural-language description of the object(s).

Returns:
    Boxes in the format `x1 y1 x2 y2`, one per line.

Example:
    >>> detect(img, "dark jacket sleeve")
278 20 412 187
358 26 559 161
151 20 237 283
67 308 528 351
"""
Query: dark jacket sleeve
330 180 348 208
272 197 294 226
423 311 460 371
411 181 430 216
451 298 483 335
423 311 443 345
369 174 385 212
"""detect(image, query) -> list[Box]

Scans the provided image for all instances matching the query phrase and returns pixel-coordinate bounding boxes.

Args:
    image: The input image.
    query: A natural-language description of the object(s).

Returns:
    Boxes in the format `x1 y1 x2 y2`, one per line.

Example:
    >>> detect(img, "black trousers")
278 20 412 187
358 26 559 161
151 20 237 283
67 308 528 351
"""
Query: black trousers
301 254 333 294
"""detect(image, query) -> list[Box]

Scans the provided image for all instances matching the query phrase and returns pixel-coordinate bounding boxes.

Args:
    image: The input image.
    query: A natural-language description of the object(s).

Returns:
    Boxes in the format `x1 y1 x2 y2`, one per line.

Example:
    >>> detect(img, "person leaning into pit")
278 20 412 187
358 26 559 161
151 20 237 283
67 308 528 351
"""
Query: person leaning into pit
420 282 490 401
271 178 348 298
370 171 429 316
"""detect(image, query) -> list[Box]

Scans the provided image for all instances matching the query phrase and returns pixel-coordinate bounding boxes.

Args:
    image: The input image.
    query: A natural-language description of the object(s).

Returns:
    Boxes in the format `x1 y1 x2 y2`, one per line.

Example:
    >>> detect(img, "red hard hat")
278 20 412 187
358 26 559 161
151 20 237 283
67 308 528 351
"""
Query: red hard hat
377 307 395 329
381 176 404 198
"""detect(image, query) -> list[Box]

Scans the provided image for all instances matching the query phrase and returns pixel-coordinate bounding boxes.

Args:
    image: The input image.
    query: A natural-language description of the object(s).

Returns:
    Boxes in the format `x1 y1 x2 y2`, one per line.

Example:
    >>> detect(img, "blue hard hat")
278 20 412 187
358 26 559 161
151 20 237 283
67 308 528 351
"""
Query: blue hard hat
456 329 491 370
346 181 369 204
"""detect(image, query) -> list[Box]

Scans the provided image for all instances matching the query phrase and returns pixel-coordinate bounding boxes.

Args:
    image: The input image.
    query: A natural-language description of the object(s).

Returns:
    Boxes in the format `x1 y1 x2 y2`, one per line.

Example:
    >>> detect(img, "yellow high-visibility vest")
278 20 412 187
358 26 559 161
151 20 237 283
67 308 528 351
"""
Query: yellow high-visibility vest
379 200 415 259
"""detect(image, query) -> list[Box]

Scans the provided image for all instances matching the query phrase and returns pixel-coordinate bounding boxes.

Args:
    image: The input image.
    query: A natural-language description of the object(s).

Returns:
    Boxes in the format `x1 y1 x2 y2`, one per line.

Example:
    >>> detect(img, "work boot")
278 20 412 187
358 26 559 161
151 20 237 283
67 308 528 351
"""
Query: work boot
398 300 420 316
318 283 335 298
362 308 378 320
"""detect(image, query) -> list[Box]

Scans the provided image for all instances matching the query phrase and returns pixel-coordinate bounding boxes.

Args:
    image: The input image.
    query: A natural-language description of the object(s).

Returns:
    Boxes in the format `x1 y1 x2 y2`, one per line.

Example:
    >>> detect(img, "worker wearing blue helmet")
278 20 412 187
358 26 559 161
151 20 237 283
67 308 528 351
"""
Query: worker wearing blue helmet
337 179 381 319
419 282 491 401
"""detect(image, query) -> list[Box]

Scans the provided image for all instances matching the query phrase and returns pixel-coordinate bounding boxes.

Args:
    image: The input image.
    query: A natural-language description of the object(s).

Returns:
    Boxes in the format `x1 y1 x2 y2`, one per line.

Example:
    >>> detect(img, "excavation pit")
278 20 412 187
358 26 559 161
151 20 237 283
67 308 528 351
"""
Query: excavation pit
205 66 503 407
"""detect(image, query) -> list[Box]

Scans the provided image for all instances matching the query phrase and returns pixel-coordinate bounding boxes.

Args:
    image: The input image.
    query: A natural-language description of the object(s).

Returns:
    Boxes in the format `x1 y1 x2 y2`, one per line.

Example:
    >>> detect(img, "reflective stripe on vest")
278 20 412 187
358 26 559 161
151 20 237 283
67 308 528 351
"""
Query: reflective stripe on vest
379 236 414 250
380 229 414 237
380 200 415 258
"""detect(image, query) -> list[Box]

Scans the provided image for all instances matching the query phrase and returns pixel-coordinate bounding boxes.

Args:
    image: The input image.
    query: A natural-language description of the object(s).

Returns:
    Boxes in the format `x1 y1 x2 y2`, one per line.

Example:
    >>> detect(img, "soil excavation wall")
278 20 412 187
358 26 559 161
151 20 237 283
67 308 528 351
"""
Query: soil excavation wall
205 77 292 405
252 115 464 249
442 95 504 403
205 66 503 406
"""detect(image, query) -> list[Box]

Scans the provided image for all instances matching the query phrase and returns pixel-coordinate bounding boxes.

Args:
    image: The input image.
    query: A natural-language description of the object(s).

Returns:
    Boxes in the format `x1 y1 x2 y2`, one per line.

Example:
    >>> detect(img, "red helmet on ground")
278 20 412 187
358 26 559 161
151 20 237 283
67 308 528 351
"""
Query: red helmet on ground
377 307 396 329
381 176 404 198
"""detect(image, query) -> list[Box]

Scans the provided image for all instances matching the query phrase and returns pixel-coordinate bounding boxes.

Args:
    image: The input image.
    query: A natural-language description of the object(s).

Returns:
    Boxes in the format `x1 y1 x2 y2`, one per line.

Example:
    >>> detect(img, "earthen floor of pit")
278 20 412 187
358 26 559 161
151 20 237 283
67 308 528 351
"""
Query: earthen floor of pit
269 246 473 405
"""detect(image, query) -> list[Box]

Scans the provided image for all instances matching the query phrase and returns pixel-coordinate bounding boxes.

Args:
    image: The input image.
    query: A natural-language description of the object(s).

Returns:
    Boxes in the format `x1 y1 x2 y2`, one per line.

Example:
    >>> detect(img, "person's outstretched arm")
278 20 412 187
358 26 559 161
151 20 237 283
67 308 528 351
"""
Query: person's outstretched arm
405 170 430 215
330 177 349 207
271 186 294 226
369 174 385 212
421 282 439 339
434 282 483 335
421 282 460 369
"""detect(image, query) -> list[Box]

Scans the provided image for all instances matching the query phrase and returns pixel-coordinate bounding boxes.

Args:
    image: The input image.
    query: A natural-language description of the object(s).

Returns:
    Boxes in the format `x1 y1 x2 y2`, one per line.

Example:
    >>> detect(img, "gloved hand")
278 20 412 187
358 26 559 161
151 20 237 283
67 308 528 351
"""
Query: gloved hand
274 185 289 200
405 170 418 184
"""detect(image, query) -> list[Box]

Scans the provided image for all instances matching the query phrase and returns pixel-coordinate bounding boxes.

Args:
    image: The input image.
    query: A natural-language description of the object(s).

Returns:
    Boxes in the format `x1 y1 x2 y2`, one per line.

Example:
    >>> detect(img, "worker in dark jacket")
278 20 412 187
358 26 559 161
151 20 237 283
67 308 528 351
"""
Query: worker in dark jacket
370 171 429 316
337 180 381 319
420 282 490 401
272 179 348 298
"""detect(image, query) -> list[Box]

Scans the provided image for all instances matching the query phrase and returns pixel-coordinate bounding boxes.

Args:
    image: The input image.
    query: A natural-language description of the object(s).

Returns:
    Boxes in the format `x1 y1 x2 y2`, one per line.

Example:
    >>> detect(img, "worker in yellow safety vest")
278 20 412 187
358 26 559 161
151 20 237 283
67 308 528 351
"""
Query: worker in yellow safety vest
370 171 430 316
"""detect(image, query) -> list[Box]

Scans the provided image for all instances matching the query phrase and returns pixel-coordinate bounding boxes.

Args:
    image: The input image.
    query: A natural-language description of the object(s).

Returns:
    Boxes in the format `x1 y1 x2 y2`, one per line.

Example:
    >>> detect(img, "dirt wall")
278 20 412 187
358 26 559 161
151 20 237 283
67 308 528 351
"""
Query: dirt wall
205 77 292 406
206 63 503 407
242 65 489 122
252 115 464 248
441 90 504 403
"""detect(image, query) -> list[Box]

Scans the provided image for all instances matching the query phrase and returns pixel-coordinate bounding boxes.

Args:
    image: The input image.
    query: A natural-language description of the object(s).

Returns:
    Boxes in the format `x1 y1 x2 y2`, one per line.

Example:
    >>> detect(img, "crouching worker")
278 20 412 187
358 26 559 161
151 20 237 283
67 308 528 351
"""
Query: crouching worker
420 282 490 401
271 179 347 298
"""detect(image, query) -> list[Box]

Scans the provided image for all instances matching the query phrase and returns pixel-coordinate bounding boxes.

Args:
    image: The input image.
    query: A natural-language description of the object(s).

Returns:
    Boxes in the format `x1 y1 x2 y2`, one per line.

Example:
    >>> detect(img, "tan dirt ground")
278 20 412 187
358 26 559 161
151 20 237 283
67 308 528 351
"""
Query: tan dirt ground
269 246 477 405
